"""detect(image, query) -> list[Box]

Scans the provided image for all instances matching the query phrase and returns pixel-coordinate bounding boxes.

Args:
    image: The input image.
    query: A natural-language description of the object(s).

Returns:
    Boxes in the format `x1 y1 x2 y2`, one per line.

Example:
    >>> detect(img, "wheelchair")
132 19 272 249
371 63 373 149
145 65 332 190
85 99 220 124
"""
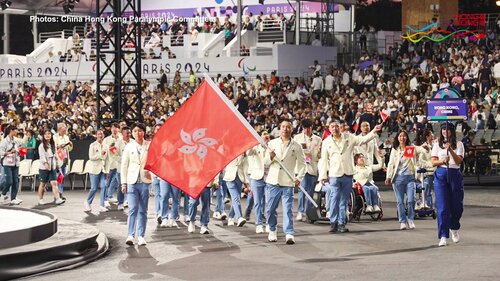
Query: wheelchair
414 168 436 219
347 182 383 222
305 181 383 224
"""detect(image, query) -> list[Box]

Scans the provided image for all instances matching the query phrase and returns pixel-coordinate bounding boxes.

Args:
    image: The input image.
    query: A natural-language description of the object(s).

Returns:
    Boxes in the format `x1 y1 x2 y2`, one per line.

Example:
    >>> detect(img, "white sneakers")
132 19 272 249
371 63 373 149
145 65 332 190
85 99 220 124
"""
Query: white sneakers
137 236 147 246
373 205 381 212
125 236 147 246
438 230 460 247
54 198 65 205
227 218 235 226
265 225 270 233
188 222 195 233
125 236 134 245
256 225 264 234
450 229 460 243
117 204 124 211
285 234 295 245
296 212 303 221
108 198 118 204
38 199 46 205
213 212 228 220
99 206 109 213
365 205 374 213
400 223 407 230
200 226 209 234
408 220 416 229
104 200 111 208
84 201 91 212
237 217 247 227
438 237 447 247
268 231 278 242
160 219 169 228
10 199 21 205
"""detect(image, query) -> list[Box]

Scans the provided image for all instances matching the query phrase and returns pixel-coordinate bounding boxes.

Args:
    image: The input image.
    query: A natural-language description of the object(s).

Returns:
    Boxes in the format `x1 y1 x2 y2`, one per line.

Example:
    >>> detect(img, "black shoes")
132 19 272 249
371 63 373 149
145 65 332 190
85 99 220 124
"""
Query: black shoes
329 223 338 233
338 224 349 233
330 224 349 233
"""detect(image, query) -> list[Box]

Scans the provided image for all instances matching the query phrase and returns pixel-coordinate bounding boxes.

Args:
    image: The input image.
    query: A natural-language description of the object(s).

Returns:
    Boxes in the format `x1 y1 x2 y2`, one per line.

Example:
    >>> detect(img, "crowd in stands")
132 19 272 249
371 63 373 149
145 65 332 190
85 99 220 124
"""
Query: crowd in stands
1 20 499 175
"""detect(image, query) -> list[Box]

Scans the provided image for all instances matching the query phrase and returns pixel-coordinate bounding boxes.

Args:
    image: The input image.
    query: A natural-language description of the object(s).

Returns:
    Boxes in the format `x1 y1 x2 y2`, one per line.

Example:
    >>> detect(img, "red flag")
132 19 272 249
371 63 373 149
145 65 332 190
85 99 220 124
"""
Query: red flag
57 170 64 184
57 149 67 161
403 146 415 158
19 147 28 157
380 111 389 122
145 78 262 199
322 129 331 140
352 119 360 133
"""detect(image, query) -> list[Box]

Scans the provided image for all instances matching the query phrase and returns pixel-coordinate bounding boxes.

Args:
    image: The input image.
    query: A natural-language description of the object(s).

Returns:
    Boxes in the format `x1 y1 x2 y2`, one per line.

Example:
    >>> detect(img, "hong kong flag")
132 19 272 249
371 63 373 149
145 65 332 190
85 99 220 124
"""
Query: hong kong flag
145 75 263 199
403 146 415 158
380 111 389 122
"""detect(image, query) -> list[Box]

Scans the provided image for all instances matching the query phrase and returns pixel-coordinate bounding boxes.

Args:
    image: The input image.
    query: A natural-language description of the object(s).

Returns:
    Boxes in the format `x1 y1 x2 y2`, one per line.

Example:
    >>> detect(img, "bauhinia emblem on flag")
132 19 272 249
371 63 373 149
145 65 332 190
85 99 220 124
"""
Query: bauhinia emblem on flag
403 146 415 158
145 75 263 199
178 129 218 160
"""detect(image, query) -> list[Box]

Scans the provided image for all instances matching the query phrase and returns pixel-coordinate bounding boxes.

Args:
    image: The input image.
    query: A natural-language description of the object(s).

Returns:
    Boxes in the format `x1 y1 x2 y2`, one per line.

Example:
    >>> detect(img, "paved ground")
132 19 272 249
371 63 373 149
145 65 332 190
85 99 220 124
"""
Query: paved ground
9 185 500 281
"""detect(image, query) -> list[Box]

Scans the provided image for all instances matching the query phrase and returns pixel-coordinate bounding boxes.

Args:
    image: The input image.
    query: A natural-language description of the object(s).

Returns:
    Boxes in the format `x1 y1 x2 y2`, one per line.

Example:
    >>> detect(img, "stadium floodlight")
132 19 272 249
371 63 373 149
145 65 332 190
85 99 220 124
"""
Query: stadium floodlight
497 0 500 7
1 0 12 10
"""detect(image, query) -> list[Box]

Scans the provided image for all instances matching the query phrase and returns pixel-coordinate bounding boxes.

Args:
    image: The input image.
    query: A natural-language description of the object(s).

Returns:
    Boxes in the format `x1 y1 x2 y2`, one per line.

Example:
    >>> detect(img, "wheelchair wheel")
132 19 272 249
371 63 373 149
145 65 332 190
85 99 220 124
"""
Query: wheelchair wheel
348 189 363 222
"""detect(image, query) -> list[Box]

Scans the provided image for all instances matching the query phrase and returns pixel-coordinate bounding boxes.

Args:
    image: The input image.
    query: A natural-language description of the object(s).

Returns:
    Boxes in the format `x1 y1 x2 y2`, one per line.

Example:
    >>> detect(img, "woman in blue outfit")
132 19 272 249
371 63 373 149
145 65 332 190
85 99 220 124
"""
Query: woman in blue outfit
187 176 218 234
431 122 464 247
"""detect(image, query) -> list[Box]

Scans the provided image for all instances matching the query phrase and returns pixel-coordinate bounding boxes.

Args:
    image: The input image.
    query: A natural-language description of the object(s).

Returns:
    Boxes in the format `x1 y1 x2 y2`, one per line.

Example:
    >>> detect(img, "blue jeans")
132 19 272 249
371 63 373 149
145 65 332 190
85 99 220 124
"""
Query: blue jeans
434 167 464 238
215 175 227 213
362 182 379 206
245 189 254 215
226 175 243 219
298 174 318 213
189 188 211 226
160 180 180 220
182 192 189 216
266 184 294 235
127 183 150 237
87 172 106 207
105 168 120 200
392 174 416 223
58 164 67 194
327 175 353 225
152 177 161 216
2 166 19 200
250 178 266 226
424 175 434 207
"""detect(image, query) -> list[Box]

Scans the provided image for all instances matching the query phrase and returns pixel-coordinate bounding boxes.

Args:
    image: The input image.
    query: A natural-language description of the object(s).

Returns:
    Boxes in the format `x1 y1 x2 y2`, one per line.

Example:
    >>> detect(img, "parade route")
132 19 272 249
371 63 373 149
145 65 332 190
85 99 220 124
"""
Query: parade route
11 187 500 281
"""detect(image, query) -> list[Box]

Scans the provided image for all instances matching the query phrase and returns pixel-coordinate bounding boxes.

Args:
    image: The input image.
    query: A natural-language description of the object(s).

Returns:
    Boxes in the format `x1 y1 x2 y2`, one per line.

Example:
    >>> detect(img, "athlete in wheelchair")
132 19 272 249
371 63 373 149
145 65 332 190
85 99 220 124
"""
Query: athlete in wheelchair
349 153 385 221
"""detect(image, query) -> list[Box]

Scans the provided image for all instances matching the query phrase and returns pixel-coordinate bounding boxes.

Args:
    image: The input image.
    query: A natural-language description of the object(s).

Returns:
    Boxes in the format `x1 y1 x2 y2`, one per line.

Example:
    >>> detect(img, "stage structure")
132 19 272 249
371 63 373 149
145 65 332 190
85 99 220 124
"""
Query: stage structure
96 0 142 128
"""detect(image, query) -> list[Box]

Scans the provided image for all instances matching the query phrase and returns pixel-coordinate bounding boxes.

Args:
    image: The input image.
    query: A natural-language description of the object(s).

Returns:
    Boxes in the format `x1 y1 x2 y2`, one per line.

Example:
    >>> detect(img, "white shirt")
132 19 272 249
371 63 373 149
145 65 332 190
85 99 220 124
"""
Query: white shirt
312 77 324 91
325 74 335 91
431 141 464 169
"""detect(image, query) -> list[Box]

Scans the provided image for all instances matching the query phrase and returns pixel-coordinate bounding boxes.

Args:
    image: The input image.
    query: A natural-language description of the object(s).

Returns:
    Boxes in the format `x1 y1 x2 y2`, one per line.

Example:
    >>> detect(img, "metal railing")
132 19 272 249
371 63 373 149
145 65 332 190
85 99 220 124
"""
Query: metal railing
38 29 74 43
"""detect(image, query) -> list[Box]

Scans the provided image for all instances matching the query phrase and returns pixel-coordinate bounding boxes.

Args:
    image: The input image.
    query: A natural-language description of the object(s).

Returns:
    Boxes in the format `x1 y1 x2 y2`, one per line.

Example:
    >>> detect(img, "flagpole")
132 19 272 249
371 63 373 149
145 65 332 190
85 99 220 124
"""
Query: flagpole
203 73 318 208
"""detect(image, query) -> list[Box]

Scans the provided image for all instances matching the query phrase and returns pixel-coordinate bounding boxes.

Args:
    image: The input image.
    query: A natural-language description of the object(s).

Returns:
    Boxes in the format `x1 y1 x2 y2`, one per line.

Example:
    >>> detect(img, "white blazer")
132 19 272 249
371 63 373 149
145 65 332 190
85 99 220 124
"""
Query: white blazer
354 136 383 167
385 146 424 181
247 144 267 181
293 132 322 176
264 138 306 187
88 141 106 175
223 154 249 183
318 132 377 181
120 140 152 185
353 161 384 186
103 134 124 173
